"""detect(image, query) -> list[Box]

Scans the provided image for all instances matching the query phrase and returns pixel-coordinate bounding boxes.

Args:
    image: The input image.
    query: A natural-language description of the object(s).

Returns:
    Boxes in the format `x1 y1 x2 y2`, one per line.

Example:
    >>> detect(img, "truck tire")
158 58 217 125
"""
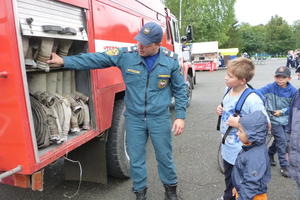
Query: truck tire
186 75 193 107
106 99 130 179
188 74 194 89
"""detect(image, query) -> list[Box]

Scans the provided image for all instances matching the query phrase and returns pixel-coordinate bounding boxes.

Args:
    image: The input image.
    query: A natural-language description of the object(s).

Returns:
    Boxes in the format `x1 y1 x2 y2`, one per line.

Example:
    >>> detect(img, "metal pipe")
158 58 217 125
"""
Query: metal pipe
0 165 22 181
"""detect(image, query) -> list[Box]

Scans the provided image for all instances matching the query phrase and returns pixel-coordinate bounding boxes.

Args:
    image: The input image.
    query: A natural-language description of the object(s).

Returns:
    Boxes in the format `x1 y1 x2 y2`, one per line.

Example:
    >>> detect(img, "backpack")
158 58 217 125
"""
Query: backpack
217 84 265 144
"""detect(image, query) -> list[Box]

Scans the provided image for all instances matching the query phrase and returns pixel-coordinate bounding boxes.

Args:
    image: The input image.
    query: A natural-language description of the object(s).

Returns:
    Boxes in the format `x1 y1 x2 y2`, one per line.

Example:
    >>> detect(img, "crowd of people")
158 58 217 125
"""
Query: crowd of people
217 58 299 200
286 50 300 79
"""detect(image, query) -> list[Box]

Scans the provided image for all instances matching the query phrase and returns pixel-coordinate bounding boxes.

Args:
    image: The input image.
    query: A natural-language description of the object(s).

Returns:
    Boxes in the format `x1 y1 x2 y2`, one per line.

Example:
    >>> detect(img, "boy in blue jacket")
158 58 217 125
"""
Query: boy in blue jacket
232 111 271 200
258 66 297 177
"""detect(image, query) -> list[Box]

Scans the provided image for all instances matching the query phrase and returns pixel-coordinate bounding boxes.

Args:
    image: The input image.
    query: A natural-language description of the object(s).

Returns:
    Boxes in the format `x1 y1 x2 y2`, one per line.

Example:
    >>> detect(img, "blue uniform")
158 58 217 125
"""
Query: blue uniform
63 46 188 191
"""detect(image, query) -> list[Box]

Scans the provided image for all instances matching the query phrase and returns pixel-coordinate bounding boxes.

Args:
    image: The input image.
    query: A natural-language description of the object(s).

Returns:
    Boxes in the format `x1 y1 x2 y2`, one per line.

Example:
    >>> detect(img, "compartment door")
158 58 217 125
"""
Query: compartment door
0 1 37 174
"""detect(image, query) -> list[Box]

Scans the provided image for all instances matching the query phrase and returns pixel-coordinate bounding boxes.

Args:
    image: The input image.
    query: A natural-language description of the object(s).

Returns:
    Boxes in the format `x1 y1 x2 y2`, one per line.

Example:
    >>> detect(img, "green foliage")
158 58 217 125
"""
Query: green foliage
165 0 236 46
292 20 300 50
165 1 299 56
264 15 293 55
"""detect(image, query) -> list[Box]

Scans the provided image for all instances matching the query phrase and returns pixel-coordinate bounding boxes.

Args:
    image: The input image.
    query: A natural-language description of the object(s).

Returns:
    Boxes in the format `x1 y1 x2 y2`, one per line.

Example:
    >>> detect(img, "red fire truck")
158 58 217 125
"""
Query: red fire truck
0 0 195 191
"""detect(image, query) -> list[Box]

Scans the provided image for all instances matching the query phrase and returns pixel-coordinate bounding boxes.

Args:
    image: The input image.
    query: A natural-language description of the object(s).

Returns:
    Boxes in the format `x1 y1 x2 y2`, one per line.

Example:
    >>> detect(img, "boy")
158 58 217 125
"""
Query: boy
258 66 297 177
216 58 266 200
232 111 271 200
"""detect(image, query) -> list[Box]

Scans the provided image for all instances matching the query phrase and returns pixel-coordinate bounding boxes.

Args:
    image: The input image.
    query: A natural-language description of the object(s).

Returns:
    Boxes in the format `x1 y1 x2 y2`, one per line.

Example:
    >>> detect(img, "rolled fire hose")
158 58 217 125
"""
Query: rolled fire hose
79 100 90 130
74 93 90 130
30 95 51 148
56 72 63 95
36 38 54 72
34 92 61 143
22 37 29 58
28 73 47 94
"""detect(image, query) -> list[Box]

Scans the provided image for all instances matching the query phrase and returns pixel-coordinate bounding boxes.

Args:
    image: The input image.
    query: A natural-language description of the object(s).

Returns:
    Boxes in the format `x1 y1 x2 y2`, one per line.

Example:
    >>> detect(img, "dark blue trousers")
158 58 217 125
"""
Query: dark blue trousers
268 124 288 168
223 159 235 200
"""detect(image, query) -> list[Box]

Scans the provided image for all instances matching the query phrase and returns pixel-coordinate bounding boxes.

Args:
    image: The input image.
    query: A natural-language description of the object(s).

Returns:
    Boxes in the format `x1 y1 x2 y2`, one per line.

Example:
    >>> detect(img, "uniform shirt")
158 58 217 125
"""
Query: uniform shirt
143 53 159 72
220 92 265 165
63 46 187 119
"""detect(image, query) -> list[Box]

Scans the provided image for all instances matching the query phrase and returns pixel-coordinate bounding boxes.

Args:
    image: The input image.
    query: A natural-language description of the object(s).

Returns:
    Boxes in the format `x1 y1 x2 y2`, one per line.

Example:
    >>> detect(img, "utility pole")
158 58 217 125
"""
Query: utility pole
179 0 182 29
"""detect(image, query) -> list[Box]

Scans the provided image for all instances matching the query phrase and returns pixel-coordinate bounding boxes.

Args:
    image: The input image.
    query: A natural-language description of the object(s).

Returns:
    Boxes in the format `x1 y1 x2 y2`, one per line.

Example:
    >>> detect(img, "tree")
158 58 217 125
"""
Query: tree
264 15 293 55
165 0 236 46
291 20 300 49
238 23 266 55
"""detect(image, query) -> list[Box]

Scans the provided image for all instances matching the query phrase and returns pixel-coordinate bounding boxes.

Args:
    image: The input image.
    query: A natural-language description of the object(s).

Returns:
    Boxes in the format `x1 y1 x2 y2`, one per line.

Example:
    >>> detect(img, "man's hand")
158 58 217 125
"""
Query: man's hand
47 53 64 67
216 104 223 116
172 119 185 136
227 115 240 128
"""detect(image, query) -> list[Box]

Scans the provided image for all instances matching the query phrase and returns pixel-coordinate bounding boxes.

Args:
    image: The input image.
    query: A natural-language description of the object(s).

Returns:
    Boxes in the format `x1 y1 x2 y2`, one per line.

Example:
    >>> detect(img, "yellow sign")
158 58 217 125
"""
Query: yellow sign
106 48 119 56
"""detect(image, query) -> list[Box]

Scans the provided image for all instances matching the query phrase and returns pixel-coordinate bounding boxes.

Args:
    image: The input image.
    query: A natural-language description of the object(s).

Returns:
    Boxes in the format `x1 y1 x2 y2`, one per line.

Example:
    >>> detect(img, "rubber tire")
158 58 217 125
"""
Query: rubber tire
217 142 225 174
106 99 130 179
188 73 194 89
186 75 193 107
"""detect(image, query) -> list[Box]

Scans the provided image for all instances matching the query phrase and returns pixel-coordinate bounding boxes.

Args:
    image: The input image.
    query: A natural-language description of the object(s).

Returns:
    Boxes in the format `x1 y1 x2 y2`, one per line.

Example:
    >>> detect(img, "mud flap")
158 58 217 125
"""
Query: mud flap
64 134 108 184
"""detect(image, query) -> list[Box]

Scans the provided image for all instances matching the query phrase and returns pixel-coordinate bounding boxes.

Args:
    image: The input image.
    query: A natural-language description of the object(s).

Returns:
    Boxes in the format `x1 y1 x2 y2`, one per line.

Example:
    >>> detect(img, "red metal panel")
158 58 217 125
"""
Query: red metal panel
57 0 89 9
0 0 36 174
92 0 141 43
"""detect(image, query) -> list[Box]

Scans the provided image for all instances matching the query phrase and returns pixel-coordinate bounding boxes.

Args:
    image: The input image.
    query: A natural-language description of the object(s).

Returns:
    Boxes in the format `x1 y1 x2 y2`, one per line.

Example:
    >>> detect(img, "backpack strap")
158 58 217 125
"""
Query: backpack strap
222 88 254 144
216 87 232 131
234 88 253 115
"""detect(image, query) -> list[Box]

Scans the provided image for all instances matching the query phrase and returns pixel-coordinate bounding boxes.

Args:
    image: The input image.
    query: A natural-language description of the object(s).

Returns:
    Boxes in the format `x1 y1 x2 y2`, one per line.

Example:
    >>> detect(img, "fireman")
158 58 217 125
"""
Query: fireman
47 22 188 200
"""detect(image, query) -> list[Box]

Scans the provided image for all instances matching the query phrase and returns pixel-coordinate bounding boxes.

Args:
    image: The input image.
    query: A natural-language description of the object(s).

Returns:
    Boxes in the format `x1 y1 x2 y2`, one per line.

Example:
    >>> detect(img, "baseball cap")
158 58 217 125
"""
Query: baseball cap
134 22 163 46
275 66 291 77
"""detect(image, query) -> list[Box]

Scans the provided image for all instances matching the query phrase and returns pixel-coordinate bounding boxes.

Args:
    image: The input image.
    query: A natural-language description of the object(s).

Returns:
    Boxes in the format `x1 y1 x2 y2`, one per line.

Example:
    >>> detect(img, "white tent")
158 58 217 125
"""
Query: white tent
191 41 219 55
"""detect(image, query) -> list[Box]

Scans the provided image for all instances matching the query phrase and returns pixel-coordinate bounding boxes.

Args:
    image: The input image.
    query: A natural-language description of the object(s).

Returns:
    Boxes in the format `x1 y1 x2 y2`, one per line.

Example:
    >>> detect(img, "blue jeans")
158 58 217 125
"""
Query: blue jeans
268 124 288 168
125 115 177 191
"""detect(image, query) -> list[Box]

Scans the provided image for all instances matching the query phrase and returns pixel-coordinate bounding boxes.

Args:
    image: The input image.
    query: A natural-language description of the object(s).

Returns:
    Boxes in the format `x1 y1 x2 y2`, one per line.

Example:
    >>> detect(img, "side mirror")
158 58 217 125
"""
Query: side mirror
186 25 193 42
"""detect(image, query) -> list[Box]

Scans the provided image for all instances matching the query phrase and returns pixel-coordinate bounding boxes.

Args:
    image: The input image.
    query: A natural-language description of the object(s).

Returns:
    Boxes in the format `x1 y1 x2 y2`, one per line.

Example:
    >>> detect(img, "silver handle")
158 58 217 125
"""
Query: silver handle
0 71 8 78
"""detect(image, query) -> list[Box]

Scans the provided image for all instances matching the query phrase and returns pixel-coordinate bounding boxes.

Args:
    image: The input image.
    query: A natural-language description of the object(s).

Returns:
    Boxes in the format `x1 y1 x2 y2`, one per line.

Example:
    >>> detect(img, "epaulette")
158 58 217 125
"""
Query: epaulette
123 45 138 53
163 49 178 59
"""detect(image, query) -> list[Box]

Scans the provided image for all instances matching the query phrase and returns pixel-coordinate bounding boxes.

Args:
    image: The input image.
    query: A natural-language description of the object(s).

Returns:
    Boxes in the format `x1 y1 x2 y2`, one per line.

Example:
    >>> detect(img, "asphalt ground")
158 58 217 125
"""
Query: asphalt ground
1 58 300 200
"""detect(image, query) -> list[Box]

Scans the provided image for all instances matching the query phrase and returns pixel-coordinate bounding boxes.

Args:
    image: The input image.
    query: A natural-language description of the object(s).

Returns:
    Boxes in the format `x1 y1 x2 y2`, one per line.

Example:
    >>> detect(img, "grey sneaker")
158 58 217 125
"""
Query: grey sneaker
216 197 224 200
280 167 289 178
269 154 276 166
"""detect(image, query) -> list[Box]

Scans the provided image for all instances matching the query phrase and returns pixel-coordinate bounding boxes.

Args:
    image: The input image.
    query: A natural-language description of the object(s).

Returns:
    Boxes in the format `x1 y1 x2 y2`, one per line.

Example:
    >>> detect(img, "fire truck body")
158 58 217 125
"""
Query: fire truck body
0 0 194 190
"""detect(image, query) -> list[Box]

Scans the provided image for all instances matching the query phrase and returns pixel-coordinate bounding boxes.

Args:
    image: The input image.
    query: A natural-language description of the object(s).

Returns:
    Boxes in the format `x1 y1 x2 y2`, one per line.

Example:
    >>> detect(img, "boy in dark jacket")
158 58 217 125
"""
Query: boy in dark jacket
258 66 297 177
232 111 271 200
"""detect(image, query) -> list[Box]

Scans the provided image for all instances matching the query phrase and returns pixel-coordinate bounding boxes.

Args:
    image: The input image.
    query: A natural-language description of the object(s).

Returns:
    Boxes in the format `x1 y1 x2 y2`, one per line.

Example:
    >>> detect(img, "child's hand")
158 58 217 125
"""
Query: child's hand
273 110 281 117
227 115 240 128
216 104 223 115
232 187 237 198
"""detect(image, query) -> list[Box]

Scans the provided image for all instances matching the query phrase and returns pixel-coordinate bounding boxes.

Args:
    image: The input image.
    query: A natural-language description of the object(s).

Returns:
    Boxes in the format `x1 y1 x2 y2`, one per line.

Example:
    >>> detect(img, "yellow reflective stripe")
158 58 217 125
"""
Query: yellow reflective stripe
127 69 140 74
158 75 171 78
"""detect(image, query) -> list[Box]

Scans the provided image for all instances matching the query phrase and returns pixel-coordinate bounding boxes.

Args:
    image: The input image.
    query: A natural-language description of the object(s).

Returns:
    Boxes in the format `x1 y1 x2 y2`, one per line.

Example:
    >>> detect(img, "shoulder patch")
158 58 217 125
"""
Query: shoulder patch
163 49 178 59
124 46 138 53
105 48 119 56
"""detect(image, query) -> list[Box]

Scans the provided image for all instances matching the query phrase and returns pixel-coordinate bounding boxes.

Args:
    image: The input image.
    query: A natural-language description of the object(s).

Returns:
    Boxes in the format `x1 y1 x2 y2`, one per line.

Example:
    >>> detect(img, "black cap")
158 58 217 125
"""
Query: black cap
134 22 163 45
275 66 291 77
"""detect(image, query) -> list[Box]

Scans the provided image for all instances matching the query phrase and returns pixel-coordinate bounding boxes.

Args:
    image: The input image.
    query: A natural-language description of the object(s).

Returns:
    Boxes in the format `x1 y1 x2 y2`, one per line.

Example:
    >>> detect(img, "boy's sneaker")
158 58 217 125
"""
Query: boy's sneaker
280 167 289 178
269 154 276 166
216 197 223 200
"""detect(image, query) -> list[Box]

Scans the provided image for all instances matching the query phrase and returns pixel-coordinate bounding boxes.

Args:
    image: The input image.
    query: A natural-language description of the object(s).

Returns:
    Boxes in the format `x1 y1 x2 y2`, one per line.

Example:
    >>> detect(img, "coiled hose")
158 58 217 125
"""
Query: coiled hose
30 95 51 148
